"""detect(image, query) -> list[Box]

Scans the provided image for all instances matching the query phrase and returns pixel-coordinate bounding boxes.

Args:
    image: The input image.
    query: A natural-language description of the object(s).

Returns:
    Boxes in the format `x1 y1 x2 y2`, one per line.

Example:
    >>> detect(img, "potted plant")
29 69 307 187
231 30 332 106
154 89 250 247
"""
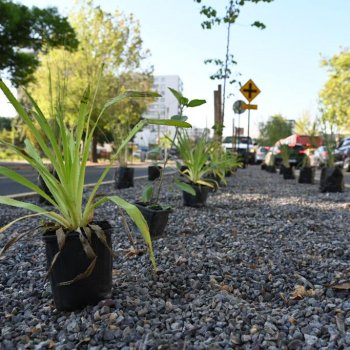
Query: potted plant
148 163 162 181
176 131 218 207
298 149 315 184
319 144 344 193
115 161 134 189
0 79 191 311
280 144 295 179
135 88 204 237
114 133 135 189
317 118 344 192
264 149 276 173
224 151 241 176
206 141 242 190
146 147 163 181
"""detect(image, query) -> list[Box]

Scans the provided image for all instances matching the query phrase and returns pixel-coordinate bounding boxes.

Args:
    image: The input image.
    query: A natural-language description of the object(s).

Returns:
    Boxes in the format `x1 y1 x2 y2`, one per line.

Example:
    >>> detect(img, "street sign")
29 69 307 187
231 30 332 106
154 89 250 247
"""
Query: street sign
240 79 261 102
232 100 246 114
242 103 258 110
235 127 244 135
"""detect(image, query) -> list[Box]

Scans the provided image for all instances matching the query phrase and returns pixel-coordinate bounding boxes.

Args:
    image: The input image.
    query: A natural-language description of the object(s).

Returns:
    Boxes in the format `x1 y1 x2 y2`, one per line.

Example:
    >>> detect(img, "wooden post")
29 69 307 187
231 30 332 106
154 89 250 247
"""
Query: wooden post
214 84 222 141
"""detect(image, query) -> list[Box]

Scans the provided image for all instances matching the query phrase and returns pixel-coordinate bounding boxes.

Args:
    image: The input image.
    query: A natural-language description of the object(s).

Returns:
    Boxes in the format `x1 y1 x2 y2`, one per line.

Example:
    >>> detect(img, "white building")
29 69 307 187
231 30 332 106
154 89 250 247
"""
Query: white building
134 75 183 147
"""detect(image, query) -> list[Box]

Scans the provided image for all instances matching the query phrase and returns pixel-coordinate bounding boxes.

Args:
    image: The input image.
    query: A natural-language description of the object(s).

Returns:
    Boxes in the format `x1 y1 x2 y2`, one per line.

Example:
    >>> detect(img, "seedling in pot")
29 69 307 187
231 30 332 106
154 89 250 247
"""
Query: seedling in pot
136 88 206 236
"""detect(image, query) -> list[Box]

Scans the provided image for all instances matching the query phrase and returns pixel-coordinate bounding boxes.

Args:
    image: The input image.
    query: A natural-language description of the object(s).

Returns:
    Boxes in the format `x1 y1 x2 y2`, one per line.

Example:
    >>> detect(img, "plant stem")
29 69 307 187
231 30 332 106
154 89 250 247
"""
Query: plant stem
221 2 234 134
153 127 179 204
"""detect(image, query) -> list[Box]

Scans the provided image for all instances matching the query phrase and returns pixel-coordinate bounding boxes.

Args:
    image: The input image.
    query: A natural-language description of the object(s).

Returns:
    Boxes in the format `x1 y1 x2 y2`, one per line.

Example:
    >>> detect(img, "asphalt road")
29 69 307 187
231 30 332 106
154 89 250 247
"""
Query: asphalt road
0 162 152 197
0 163 349 197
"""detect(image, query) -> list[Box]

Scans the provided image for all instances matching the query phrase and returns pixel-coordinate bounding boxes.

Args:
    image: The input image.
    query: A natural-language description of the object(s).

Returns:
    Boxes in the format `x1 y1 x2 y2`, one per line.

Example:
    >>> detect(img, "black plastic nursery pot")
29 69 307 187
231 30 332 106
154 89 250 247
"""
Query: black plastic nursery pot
183 184 209 207
43 221 113 311
298 167 315 184
115 167 134 189
319 167 344 193
204 173 222 192
267 165 276 173
179 165 189 176
135 202 172 239
279 165 285 175
148 165 162 181
283 167 295 180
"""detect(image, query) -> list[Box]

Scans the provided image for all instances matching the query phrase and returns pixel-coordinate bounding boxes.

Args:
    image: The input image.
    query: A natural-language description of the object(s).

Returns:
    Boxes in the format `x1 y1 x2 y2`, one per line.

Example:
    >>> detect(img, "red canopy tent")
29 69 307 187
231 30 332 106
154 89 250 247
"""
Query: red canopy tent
279 134 323 147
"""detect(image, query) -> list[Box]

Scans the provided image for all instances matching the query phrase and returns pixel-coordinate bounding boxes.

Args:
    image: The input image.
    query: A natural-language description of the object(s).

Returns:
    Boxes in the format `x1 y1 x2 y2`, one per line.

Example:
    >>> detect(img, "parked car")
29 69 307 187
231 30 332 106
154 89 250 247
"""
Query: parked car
313 146 329 168
273 143 307 168
255 146 269 164
334 137 350 171
222 136 256 164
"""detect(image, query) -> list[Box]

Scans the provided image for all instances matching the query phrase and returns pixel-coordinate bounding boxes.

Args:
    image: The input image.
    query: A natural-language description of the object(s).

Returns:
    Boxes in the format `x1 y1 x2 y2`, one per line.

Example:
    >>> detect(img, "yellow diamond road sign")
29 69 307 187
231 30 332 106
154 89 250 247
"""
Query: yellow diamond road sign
240 79 261 103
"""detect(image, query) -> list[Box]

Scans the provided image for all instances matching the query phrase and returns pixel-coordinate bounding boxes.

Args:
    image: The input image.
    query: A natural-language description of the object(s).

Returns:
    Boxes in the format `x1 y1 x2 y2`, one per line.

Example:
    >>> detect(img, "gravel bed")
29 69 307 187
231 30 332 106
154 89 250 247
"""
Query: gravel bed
0 166 350 350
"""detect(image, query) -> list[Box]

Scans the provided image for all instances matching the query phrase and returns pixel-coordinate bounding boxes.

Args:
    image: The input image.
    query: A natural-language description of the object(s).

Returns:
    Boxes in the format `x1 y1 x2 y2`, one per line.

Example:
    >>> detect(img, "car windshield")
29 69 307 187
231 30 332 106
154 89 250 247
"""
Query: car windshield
238 137 252 144
258 147 268 153
222 136 253 144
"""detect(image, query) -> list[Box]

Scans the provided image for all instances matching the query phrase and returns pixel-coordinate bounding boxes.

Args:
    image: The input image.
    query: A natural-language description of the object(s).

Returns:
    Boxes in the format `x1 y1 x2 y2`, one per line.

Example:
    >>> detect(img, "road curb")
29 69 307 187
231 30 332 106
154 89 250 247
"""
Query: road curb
6 172 176 200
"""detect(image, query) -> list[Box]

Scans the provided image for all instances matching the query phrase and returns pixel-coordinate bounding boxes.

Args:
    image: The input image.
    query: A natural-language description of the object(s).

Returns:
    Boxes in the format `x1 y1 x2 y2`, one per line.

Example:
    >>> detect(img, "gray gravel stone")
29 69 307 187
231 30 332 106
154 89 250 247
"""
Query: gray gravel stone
1 166 350 349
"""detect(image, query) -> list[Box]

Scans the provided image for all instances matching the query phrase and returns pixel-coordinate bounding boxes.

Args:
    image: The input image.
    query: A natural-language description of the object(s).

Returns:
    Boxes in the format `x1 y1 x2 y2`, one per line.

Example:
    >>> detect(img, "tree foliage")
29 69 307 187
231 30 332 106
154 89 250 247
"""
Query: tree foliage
294 110 318 135
0 0 78 87
258 114 293 146
319 49 350 133
194 0 273 30
28 1 153 162
194 0 273 134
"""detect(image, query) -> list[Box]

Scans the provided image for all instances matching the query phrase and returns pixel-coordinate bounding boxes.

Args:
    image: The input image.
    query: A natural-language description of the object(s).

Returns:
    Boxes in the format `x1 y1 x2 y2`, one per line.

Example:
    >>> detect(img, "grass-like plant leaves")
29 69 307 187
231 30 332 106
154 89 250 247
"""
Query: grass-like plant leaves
176 131 215 189
0 78 190 278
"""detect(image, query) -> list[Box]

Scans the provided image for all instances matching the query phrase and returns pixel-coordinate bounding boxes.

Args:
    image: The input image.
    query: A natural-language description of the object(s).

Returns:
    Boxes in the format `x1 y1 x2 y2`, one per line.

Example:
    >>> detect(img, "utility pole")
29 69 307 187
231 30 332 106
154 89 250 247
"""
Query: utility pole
214 84 222 141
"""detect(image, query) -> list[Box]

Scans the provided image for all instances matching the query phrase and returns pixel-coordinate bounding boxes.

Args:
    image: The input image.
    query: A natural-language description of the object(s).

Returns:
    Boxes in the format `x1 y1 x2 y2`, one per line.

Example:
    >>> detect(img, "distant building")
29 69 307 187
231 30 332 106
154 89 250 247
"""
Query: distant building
134 75 183 147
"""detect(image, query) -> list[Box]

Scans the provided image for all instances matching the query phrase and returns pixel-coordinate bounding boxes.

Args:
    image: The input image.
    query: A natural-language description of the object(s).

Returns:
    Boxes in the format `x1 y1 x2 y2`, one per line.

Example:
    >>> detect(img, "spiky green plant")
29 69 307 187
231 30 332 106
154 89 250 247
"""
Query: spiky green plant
0 78 191 273
141 88 205 204
279 144 291 168
176 131 215 188
208 141 242 184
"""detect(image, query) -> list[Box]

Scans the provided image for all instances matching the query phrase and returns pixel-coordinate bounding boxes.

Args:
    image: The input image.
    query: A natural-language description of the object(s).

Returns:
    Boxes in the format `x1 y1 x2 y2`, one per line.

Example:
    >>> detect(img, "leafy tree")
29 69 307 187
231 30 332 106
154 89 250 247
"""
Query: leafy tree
28 1 153 162
294 110 318 135
0 0 78 87
257 114 293 146
319 49 350 133
108 71 155 165
194 0 273 136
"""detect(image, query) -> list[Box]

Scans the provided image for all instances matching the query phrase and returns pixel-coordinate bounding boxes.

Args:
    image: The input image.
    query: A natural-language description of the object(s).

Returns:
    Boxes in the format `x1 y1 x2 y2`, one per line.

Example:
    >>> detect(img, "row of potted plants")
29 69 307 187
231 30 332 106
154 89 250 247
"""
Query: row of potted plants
262 145 344 192
0 79 241 311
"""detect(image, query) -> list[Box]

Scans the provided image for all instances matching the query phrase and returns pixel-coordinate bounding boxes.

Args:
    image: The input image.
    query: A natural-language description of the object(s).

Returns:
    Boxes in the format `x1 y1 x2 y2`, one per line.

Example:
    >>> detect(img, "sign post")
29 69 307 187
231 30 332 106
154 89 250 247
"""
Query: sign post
239 79 261 164
232 100 246 151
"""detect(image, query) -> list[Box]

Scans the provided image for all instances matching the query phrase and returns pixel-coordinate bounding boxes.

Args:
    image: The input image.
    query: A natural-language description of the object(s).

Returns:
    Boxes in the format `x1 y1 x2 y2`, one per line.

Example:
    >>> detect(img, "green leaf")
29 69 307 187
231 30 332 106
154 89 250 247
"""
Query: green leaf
107 196 156 270
171 115 188 122
148 147 162 155
174 179 196 195
147 118 192 128
125 90 161 98
180 96 189 106
168 87 183 103
142 185 154 203
0 196 69 227
0 166 56 206
188 99 207 107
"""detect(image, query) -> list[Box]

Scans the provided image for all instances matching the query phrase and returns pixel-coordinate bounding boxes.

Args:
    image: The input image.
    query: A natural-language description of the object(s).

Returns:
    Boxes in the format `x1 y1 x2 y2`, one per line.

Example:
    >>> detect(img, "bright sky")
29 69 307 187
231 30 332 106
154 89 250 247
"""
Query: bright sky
2 0 350 137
